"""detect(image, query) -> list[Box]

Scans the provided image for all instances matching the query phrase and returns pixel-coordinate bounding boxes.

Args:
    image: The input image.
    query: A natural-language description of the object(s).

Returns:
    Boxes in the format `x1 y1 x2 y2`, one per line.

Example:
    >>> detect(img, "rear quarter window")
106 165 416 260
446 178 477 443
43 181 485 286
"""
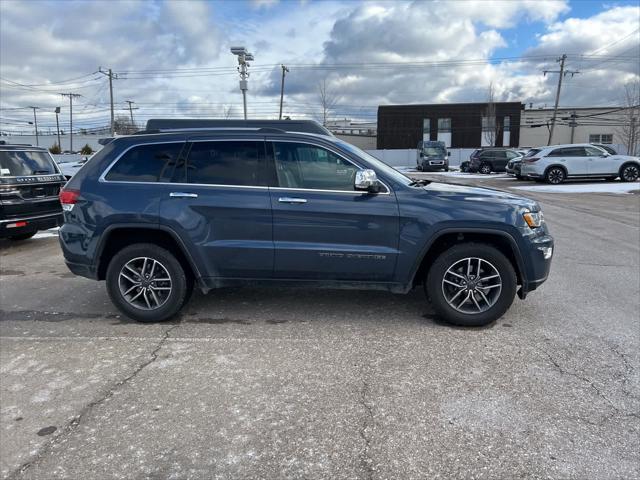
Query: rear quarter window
105 143 184 182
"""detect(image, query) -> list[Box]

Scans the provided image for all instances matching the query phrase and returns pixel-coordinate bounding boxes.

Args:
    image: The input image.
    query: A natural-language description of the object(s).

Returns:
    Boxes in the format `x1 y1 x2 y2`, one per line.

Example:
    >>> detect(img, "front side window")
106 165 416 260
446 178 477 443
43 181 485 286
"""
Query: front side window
272 142 359 191
185 141 265 186
105 143 183 182
0 150 58 176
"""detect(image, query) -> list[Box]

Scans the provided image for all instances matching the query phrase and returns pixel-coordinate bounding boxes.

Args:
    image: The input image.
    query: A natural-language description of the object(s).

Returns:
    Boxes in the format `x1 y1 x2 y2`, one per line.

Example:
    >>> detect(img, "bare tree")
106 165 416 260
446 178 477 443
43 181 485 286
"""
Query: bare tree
223 105 234 119
113 114 136 135
616 80 640 156
317 79 338 126
482 82 497 146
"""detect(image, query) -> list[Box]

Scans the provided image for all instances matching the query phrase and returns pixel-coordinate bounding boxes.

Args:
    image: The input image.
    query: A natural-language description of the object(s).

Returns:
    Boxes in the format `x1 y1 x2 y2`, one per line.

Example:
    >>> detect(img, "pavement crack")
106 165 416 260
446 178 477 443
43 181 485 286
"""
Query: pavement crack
7 323 180 479
537 347 620 414
358 375 375 480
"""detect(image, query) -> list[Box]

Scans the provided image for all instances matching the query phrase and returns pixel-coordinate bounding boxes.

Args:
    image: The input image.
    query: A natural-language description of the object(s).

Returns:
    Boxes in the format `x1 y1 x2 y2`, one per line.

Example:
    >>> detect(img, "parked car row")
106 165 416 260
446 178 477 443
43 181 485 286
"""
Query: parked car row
459 144 639 184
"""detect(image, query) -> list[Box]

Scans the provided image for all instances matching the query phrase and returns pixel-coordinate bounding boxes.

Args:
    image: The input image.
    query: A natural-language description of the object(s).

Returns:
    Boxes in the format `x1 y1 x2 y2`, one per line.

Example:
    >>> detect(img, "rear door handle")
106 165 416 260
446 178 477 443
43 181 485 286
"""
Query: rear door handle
169 192 198 198
278 197 307 204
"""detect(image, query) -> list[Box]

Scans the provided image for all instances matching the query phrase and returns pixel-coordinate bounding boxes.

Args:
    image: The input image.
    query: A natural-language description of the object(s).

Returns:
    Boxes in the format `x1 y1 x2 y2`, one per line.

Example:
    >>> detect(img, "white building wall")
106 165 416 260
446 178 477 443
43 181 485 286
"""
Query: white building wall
519 107 633 153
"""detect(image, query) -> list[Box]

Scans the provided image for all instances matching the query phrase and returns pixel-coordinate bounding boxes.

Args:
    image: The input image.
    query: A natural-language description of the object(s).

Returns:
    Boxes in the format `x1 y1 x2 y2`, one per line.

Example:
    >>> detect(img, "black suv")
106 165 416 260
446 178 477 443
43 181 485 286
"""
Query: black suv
469 148 522 174
0 144 65 240
59 120 553 326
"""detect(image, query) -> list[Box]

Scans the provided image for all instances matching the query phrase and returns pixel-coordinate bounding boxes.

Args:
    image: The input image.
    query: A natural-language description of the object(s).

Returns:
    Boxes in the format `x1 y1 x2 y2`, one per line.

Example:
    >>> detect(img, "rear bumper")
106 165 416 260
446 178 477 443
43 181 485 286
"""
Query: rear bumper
0 212 63 238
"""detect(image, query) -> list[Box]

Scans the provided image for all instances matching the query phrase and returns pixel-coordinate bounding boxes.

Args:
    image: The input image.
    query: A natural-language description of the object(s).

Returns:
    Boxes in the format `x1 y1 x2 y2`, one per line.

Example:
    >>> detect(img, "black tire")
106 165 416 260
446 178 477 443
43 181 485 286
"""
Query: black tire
460 162 469 173
106 243 188 322
8 232 37 241
479 163 492 174
426 243 517 327
416 165 423 171
444 167 449 172
620 163 639 182
545 166 566 184
515 175 524 181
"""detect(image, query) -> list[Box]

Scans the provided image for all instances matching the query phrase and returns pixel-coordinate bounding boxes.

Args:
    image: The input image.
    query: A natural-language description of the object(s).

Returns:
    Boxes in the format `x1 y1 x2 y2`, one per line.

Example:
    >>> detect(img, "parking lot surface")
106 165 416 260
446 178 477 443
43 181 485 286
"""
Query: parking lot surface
1 175 639 479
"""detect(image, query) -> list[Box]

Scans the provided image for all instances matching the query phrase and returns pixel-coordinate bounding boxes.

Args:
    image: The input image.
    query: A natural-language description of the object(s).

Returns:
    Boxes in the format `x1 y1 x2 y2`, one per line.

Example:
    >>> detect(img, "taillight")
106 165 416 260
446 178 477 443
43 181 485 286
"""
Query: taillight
524 157 540 163
59 188 80 211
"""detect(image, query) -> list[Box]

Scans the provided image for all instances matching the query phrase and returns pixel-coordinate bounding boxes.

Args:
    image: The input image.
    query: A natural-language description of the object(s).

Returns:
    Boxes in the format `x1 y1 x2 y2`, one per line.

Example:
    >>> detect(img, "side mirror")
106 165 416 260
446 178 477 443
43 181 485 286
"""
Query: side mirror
355 169 380 193
600 153 609 158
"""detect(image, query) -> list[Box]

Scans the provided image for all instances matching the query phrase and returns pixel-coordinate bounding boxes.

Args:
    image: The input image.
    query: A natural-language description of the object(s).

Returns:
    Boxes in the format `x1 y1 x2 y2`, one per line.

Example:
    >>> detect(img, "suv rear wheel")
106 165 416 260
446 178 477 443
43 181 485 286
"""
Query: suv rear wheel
106 243 188 322
426 243 517 327
545 167 566 184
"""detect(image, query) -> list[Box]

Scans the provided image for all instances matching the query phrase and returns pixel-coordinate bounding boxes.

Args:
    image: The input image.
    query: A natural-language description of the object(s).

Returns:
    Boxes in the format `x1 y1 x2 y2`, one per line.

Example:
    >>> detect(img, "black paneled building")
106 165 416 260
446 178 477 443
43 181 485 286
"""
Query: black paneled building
377 102 523 149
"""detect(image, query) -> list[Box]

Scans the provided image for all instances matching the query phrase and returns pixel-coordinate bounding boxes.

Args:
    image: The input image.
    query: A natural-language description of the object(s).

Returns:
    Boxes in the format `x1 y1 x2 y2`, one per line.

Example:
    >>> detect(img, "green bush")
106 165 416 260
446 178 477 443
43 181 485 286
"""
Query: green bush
80 144 93 155
49 143 61 154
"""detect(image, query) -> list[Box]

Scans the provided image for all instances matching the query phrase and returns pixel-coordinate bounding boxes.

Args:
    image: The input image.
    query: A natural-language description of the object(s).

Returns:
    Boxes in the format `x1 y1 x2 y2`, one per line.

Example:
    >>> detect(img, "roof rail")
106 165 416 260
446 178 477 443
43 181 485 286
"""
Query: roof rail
144 118 332 136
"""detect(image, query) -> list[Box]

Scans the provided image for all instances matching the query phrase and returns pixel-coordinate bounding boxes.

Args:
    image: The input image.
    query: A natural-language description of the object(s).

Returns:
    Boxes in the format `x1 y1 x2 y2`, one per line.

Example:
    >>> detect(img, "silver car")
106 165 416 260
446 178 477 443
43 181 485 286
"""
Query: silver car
520 144 640 184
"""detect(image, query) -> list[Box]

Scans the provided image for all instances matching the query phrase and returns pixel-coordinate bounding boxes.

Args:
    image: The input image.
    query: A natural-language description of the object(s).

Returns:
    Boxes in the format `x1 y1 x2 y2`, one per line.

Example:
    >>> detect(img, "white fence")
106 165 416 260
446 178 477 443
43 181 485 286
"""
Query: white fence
365 149 475 168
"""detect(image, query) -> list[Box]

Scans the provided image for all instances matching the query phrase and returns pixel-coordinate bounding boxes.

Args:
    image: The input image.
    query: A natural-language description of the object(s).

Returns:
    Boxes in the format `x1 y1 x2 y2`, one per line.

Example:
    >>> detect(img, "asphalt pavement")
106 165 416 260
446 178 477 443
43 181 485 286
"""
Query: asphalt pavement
1 175 639 480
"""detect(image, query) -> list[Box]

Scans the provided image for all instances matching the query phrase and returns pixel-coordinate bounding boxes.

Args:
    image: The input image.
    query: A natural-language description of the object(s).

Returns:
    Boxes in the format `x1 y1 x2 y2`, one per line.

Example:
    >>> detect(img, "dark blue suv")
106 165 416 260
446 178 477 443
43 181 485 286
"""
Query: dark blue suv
59 121 553 326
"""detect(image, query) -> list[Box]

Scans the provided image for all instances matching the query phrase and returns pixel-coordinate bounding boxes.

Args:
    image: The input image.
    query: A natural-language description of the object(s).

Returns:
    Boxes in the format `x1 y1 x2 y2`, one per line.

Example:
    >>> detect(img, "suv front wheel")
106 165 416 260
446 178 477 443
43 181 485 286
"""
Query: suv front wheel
106 243 188 322
426 243 517 327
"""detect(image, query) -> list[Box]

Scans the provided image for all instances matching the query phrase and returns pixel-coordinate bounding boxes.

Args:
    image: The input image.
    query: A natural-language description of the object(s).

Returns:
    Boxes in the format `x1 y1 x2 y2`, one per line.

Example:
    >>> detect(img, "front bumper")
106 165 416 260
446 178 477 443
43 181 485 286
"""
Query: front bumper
520 233 554 296
0 212 63 238
419 160 448 171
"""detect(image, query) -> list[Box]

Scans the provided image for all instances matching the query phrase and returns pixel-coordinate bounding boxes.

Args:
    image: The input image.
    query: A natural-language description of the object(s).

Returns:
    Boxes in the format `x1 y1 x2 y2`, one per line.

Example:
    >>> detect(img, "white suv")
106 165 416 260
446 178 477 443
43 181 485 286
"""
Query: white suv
520 144 640 184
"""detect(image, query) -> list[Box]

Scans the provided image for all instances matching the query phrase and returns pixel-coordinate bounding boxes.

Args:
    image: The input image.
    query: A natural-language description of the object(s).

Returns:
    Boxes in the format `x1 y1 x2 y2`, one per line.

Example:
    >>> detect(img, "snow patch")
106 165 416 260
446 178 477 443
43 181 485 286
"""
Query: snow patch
510 182 640 194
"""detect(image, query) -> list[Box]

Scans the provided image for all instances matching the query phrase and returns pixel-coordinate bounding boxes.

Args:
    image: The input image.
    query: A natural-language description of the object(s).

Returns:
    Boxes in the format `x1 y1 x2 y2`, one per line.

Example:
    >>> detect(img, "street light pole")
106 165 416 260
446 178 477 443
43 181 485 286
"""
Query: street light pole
28 106 39 146
230 47 254 120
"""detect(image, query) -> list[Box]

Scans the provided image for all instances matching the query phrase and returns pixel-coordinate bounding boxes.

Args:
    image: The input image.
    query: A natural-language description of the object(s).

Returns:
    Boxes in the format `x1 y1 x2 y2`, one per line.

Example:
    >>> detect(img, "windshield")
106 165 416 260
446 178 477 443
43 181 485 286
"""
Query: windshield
335 140 412 186
423 146 445 157
0 150 59 176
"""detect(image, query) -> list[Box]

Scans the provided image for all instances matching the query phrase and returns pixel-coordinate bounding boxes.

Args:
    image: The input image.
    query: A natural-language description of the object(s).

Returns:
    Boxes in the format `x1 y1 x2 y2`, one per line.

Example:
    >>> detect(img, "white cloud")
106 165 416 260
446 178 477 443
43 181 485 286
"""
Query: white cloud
0 0 637 132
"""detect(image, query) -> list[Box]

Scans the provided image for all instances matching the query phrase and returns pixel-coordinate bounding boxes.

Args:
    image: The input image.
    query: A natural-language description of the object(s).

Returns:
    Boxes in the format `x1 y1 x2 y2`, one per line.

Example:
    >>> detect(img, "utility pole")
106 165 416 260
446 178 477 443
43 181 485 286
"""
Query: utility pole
55 107 61 148
544 54 579 145
60 93 81 152
230 47 254 120
125 100 136 127
28 106 39 146
98 67 118 135
279 65 289 120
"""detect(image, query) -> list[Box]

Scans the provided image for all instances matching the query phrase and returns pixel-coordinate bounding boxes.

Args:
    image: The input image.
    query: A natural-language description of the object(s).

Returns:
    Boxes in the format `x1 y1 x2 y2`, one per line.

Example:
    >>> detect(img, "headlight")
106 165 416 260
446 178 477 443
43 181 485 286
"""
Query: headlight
523 209 543 228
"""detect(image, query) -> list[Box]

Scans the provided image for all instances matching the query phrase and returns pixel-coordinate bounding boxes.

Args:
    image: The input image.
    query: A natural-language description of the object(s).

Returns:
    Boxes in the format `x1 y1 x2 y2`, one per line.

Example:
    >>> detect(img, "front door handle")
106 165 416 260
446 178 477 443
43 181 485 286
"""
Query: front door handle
278 197 307 204
169 192 198 198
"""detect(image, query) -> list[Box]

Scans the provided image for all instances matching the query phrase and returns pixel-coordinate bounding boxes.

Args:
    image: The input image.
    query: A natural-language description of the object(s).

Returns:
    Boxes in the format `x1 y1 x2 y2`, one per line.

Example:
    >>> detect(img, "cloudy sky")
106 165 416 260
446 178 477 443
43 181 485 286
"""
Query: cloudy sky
1 0 638 133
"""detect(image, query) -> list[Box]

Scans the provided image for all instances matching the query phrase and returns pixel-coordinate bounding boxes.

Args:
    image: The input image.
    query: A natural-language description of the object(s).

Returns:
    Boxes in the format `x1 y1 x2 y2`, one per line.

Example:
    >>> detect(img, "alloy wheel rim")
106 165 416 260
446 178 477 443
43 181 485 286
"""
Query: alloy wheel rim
441 257 502 314
549 168 563 184
623 166 639 181
481 165 491 174
118 257 172 310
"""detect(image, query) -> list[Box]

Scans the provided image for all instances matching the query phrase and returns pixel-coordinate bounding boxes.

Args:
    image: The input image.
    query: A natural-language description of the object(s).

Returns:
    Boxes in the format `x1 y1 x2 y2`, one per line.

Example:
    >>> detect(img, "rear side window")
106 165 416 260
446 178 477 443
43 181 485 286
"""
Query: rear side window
105 143 183 182
548 147 585 157
524 149 541 158
185 141 266 186
0 150 58 176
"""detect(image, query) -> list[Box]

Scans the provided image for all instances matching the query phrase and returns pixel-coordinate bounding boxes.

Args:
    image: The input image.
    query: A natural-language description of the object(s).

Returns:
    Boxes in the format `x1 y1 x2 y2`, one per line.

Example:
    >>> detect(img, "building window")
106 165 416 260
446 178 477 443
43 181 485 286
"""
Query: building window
504 116 510 132
422 119 430 135
438 118 451 132
589 134 613 144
